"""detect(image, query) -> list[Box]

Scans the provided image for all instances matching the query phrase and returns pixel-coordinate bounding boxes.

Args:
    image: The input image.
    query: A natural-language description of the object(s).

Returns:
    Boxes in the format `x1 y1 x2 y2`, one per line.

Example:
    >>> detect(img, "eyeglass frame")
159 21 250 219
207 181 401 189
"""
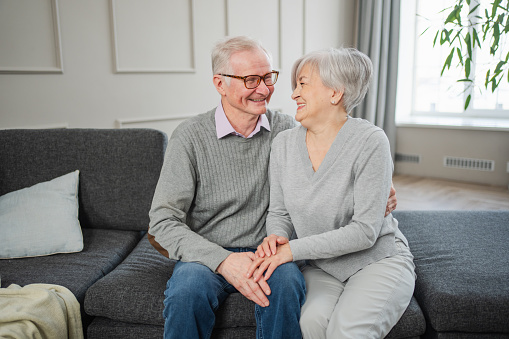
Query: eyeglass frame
219 70 279 89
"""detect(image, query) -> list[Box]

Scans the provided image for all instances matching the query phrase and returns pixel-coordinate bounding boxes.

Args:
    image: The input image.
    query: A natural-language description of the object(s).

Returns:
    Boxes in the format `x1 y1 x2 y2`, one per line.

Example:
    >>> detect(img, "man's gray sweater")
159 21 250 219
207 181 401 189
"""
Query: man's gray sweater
148 108 295 272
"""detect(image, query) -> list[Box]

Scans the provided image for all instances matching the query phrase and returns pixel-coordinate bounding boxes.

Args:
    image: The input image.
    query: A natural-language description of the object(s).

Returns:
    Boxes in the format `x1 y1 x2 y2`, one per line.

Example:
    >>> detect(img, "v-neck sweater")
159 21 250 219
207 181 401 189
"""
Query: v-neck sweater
148 108 295 272
266 116 407 282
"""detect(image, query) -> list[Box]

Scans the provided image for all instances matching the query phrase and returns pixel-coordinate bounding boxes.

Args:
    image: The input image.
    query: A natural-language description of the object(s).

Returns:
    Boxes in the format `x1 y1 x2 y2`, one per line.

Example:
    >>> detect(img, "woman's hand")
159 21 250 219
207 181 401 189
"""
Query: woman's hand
247 243 293 282
255 234 289 258
385 184 397 217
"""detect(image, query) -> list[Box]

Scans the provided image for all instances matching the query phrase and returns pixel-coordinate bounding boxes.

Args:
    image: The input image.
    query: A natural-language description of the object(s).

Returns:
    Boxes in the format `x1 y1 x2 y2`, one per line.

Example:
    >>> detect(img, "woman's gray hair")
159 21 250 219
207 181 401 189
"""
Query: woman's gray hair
211 36 273 76
291 47 373 114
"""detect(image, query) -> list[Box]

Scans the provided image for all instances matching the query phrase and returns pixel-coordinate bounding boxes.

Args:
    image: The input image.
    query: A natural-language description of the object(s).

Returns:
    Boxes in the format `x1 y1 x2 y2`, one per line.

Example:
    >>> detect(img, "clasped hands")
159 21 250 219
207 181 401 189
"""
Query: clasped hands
216 235 292 308
218 186 396 307
248 234 293 282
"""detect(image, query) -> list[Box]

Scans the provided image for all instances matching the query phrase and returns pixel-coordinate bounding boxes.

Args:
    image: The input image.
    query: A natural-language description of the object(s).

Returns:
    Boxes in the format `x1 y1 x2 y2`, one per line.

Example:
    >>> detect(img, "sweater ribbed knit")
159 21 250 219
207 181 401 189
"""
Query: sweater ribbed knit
148 108 295 271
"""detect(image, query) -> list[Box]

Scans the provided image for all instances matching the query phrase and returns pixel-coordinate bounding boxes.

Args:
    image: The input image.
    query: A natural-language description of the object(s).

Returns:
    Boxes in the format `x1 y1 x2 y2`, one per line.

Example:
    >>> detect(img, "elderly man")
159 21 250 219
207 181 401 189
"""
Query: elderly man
148 36 396 339
148 36 305 339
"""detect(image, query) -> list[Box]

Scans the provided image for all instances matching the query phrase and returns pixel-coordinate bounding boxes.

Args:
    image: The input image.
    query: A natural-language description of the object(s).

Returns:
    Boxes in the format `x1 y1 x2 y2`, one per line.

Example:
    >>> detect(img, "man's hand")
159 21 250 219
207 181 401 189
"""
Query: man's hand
247 243 293 282
255 235 289 258
385 183 397 217
216 252 271 307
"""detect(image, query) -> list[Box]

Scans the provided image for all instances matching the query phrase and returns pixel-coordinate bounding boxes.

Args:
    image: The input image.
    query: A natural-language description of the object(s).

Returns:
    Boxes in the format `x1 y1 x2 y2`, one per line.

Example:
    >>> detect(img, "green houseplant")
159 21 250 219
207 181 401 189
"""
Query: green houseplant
432 0 509 109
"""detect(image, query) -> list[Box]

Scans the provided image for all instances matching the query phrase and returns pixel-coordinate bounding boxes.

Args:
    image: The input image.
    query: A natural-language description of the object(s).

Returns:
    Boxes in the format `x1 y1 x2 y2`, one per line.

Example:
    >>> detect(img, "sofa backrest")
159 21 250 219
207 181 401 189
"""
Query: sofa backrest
0 128 167 231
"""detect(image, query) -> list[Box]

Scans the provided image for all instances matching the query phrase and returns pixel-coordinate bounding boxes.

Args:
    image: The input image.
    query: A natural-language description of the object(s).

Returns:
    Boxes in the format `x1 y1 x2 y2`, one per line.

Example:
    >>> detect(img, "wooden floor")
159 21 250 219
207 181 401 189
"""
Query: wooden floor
392 175 509 211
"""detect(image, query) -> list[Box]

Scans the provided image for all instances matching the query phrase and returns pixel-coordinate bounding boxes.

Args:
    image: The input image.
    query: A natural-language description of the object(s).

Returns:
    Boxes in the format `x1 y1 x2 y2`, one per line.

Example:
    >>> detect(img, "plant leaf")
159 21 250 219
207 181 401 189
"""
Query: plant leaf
451 30 462 44
464 94 471 110
465 57 471 77
494 60 506 74
472 28 481 47
433 30 440 46
440 29 452 45
492 0 501 18
496 75 503 87
492 24 500 54
465 32 473 58
441 48 455 76
438 5 454 14
469 3 480 15
446 5 462 24
483 20 490 40
456 47 464 65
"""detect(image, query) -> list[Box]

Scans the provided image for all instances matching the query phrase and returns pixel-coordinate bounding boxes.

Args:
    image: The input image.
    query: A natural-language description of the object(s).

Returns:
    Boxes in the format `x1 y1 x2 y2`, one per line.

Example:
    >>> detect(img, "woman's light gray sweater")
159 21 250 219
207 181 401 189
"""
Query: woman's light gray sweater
267 117 407 282
148 108 295 272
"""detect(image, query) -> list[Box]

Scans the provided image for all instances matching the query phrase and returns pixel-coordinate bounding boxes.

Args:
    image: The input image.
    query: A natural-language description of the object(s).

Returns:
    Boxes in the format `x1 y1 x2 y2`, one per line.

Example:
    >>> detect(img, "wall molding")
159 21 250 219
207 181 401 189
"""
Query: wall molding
116 107 284 129
0 0 63 74
0 122 69 130
115 114 197 128
110 0 196 73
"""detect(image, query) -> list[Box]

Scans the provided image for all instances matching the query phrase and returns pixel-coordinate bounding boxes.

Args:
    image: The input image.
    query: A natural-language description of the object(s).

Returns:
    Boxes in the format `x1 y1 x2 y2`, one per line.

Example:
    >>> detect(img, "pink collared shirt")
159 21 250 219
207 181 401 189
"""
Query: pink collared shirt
215 101 271 139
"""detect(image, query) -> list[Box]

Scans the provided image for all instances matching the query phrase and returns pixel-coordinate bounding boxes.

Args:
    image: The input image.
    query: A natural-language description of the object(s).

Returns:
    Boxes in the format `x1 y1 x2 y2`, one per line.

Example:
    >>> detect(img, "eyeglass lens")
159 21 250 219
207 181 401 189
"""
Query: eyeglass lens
245 72 278 89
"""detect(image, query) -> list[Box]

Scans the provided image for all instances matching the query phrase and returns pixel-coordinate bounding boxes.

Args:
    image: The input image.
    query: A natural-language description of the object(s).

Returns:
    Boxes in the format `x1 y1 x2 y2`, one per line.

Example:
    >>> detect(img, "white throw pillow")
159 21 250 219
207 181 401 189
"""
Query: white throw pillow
0 170 83 259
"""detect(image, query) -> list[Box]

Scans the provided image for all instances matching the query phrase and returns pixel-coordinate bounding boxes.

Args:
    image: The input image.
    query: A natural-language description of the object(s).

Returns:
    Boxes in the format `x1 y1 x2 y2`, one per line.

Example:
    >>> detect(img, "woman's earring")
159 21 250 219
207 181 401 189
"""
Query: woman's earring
331 100 335 104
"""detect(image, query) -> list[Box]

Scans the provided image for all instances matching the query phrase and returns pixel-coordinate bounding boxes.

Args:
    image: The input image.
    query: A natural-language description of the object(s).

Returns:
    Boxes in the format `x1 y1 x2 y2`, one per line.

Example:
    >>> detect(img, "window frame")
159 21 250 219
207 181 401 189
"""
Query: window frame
395 0 509 130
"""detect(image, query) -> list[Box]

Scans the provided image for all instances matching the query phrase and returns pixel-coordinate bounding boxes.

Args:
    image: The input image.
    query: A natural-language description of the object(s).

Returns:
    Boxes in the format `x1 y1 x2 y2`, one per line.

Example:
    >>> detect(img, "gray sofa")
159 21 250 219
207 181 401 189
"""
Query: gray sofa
0 129 166 332
395 210 509 338
0 128 507 338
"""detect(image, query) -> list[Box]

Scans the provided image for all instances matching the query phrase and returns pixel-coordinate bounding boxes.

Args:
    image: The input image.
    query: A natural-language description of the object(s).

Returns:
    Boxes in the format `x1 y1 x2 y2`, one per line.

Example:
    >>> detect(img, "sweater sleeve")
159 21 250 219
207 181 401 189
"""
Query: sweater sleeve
148 130 231 272
289 130 394 261
265 133 295 240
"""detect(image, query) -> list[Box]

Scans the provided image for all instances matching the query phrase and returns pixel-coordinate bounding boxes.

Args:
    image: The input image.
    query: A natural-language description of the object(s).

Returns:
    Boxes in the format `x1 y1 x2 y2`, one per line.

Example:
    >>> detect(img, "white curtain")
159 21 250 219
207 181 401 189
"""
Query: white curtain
353 0 400 160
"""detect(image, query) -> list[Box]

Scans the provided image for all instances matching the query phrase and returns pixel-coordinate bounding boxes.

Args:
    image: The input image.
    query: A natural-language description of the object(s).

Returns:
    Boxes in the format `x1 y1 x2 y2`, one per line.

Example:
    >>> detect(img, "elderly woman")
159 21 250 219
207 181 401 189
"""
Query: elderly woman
247 47 416 338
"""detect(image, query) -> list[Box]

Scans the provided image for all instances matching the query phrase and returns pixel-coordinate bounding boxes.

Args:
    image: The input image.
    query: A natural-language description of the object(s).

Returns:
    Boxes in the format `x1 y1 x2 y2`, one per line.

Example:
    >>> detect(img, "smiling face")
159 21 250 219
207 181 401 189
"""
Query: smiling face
214 48 275 119
291 63 335 127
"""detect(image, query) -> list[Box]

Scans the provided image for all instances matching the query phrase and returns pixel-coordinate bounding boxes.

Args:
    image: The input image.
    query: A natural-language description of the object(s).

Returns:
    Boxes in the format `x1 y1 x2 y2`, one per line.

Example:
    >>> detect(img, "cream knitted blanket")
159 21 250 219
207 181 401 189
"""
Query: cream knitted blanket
0 283 83 339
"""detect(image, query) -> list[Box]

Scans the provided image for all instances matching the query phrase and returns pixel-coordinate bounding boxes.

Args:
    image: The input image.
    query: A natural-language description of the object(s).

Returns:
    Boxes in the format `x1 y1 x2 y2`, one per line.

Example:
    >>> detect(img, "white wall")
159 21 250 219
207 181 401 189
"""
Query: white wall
0 0 356 136
395 126 509 187
3 0 505 187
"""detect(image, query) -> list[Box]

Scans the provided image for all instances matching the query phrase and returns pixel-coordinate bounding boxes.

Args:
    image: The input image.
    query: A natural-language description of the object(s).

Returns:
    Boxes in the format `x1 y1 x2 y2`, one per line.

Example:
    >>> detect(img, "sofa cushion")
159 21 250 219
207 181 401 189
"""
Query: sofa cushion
0 228 142 304
84 237 256 328
87 318 164 339
84 237 173 326
393 210 509 335
0 129 167 231
87 317 260 339
386 297 425 338
86 237 425 338
0 170 83 259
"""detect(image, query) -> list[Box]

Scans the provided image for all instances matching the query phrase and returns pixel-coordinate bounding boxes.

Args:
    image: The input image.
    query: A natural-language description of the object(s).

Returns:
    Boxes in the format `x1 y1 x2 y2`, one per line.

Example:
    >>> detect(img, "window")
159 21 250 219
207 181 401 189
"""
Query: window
396 0 509 129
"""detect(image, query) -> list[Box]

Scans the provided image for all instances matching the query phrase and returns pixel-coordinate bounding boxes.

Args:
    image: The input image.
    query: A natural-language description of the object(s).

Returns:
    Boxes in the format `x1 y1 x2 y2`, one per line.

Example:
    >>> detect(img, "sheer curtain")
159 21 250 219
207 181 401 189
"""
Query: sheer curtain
353 0 400 159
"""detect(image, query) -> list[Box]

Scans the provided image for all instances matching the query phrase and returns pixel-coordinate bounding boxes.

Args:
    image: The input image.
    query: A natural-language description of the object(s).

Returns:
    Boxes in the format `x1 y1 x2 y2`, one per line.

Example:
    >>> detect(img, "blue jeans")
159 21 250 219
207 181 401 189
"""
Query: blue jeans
163 248 306 339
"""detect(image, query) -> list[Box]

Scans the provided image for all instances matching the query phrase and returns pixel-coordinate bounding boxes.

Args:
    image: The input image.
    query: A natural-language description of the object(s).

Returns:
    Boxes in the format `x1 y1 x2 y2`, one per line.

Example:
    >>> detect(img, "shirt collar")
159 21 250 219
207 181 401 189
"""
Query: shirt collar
215 101 270 139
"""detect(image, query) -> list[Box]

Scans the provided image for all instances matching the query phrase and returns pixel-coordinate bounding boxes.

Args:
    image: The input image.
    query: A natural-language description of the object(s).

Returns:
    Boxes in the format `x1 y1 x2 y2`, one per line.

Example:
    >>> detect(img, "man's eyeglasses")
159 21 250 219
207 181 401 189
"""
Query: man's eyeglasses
220 71 279 89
